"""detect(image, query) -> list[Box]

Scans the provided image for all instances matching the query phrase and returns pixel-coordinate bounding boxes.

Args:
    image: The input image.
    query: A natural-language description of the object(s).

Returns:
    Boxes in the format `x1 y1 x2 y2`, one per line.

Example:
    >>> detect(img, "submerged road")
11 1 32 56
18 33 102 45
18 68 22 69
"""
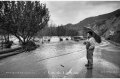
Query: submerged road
0 40 120 78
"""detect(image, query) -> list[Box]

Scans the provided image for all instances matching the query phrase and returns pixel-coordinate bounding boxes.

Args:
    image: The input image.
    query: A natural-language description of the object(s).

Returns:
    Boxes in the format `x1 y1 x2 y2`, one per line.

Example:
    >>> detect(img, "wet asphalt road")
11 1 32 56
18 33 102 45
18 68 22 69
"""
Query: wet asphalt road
0 40 120 78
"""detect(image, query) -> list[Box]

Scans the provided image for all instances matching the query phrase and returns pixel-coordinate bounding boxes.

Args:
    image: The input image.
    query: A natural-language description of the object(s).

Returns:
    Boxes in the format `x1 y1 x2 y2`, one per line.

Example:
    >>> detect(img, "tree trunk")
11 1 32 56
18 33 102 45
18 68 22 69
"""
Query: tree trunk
14 34 23 44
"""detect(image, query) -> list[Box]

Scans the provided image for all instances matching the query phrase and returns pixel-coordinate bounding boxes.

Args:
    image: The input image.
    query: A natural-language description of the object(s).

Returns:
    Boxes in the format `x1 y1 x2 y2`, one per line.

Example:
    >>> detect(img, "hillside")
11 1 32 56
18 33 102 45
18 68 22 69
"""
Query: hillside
63 9 120 43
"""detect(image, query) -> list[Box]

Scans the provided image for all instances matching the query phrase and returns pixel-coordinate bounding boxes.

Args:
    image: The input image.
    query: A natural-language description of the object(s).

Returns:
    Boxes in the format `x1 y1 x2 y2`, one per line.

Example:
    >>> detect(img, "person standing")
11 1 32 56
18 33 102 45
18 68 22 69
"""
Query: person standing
84 31 96 69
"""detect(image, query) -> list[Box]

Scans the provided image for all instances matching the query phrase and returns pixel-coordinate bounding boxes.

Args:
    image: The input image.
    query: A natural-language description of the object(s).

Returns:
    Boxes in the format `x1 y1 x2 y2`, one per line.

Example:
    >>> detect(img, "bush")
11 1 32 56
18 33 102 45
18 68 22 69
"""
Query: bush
22 41 39 51
60 38 63 41
48 39 50 42
2 41 13 48
66 38 69 40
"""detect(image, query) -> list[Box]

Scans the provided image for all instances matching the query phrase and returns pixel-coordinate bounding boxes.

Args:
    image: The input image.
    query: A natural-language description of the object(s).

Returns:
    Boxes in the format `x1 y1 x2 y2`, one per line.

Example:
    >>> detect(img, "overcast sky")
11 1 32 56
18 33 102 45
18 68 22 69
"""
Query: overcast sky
43 1 120 25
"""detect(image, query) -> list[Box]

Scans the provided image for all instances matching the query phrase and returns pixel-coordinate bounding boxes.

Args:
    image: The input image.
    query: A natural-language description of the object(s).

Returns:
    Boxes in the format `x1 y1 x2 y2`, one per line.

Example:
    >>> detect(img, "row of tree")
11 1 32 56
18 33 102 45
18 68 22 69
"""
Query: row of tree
57 25 78 36
37 25 79 37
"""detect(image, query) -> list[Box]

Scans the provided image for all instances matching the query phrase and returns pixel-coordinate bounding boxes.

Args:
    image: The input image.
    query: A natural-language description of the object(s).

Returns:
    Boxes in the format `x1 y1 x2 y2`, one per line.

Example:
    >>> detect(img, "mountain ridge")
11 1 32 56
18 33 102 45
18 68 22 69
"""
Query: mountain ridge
63 9 120 43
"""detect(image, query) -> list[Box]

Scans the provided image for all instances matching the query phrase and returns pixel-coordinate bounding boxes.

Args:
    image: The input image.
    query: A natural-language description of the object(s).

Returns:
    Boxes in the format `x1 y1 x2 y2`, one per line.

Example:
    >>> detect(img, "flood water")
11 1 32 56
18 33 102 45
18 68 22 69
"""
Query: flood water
0 38 120 78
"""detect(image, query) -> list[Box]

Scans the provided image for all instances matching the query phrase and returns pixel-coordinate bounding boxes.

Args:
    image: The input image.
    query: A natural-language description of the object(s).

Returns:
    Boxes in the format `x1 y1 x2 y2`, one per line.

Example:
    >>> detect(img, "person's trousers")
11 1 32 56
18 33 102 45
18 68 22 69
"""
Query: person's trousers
87 48 94 66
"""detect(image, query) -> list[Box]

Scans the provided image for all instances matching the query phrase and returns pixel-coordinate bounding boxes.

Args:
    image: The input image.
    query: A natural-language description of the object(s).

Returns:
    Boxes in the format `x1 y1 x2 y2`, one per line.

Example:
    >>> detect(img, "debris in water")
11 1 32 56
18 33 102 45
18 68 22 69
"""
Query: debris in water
61 65 64 67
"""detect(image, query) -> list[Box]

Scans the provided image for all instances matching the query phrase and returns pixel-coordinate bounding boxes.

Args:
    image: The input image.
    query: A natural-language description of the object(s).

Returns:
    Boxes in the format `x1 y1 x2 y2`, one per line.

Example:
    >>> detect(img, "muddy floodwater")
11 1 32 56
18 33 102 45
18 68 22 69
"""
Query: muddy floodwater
0 39 120 78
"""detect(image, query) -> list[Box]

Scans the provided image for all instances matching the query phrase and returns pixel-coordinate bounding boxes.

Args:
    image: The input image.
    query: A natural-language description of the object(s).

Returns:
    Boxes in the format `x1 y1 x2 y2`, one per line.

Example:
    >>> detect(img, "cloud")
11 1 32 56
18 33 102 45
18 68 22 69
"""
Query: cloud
45 1 120 25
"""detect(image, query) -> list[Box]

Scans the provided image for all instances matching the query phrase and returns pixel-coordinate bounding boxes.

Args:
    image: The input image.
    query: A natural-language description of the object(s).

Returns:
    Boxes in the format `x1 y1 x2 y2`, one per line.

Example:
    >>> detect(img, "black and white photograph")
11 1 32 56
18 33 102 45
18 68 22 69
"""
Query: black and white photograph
0 0 120 78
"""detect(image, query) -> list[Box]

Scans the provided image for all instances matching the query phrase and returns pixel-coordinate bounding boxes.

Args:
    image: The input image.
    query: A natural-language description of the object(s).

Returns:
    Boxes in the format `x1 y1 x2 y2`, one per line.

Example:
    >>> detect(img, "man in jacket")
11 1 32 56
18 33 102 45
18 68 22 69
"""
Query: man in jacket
84 31 96 69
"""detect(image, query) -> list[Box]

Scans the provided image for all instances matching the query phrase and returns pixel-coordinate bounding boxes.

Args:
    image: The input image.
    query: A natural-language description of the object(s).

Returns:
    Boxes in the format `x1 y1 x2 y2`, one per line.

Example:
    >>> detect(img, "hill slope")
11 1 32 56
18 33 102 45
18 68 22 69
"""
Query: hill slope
64 9 120 43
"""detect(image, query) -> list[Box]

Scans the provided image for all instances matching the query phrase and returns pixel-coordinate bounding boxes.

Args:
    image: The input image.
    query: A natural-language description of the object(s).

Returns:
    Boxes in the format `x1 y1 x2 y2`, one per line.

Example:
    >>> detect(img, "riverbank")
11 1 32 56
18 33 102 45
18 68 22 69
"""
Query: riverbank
0 46 22 59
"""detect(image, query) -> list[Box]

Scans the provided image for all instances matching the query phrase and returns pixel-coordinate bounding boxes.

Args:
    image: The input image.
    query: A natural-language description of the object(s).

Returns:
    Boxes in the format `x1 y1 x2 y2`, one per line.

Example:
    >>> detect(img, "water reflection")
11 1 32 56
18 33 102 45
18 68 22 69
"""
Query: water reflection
85 69 93 78
42 41 85 78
